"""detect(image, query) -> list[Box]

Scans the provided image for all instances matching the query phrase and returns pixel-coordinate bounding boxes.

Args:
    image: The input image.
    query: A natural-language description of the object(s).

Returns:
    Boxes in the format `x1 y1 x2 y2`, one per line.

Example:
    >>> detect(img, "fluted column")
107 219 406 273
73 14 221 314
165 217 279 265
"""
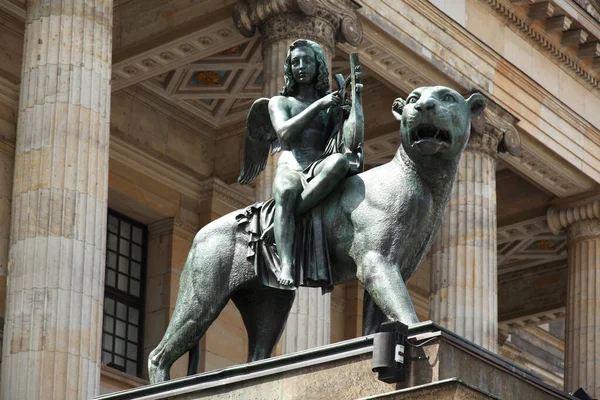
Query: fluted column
233 0 361 353
430 107 519 352
1 1 113 399
547 200 600 398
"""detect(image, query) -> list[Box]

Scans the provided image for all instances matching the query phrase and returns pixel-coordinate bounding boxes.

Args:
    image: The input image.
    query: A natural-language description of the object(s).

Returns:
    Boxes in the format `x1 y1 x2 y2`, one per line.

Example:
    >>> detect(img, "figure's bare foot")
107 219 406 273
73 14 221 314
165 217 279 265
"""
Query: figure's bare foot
278 265 294 286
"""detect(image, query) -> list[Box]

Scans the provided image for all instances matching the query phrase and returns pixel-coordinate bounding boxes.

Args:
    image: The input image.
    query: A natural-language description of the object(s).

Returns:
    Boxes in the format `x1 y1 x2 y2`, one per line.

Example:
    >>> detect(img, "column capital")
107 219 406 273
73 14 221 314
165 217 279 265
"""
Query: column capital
233 0 362 52
547 196 600 235
469 101 521 158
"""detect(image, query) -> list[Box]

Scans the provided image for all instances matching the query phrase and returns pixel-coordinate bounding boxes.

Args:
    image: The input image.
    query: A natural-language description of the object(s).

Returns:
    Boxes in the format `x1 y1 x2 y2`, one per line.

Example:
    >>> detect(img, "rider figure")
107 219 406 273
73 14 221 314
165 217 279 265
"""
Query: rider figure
268 39 349 286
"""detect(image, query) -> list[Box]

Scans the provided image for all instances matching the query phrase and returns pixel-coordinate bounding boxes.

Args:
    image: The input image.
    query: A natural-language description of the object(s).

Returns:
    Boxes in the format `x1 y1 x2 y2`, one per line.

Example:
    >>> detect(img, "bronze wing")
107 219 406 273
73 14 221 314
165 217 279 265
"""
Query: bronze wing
237 98 280 185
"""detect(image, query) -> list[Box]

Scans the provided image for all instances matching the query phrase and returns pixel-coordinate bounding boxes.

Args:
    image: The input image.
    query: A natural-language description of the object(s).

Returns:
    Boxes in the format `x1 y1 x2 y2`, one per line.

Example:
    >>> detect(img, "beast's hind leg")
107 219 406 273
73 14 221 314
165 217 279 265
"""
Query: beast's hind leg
232 287 295 362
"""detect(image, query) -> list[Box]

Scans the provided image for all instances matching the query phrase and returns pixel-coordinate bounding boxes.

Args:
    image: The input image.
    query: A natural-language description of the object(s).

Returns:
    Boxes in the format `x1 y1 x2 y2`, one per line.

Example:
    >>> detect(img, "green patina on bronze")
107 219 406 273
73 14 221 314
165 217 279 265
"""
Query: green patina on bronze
148 38 486 384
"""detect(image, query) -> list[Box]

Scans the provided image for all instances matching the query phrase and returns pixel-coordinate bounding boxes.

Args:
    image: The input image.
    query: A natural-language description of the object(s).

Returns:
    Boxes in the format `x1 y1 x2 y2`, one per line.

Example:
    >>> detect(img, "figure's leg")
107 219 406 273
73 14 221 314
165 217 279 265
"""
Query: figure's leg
359 251 419 326
148 240 230 383
362 288 389 335
296 153 349 215
273 168 303 286
232 286 295 361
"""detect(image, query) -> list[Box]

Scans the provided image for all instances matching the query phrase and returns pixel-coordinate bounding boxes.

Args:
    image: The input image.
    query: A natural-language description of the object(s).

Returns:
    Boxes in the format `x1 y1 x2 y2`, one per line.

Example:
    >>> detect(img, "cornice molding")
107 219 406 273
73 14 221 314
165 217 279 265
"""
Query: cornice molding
481 0 599 90
353 1 600 193
110 134 254 212
498 307 565 333
199 177 254 209
110 133 208 201
112 18 250 92
149 218 198 242
499 133 595 197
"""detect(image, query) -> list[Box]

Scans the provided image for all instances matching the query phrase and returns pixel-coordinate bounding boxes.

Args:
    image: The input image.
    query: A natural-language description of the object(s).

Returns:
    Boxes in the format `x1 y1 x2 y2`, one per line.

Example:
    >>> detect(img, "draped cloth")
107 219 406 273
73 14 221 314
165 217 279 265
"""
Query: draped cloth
236 157 336 293
236 107 347 293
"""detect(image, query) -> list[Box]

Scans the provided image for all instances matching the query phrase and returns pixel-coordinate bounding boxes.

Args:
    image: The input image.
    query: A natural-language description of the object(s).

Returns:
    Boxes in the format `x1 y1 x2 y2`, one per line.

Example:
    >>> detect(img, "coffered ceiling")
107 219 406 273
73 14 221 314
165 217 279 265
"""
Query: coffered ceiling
139 38 263 128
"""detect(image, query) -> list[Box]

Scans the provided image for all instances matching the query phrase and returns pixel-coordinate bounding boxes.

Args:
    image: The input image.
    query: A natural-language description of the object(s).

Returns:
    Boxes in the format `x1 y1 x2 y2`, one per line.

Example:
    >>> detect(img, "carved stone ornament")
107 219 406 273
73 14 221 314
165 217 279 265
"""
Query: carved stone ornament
469 101 520 158
547 198 600 236
233 0 363 50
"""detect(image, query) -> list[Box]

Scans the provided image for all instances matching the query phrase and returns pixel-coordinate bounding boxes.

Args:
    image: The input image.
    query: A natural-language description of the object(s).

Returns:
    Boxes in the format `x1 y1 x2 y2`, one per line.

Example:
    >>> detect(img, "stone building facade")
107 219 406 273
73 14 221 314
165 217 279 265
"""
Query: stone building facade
0 0 599 398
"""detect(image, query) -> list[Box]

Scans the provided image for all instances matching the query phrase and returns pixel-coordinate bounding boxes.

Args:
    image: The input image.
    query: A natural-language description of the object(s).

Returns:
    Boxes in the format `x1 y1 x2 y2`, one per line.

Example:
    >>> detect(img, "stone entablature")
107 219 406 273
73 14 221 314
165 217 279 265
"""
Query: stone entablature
353 0 600 191
483 0 600 86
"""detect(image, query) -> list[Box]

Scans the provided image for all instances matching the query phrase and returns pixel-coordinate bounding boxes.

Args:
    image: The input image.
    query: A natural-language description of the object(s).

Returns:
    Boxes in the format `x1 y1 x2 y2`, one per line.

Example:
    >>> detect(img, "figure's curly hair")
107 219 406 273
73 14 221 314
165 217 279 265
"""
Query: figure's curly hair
280 39 330 97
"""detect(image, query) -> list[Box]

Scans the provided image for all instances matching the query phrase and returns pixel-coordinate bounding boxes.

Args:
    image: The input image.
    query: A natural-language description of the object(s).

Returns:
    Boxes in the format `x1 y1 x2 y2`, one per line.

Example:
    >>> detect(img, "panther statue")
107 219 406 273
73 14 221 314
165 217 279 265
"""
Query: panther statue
148 86 486 383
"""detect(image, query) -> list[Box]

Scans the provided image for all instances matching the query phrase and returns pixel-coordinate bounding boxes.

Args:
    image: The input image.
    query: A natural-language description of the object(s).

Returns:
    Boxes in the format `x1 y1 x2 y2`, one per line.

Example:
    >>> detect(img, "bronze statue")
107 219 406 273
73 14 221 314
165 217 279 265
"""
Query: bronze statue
147 39 486 384
237 39 364 289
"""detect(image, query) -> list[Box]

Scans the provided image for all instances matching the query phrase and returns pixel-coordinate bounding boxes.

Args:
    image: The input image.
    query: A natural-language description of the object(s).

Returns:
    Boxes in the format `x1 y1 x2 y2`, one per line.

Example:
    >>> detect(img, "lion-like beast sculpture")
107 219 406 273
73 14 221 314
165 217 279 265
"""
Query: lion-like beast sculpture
148 86 486 383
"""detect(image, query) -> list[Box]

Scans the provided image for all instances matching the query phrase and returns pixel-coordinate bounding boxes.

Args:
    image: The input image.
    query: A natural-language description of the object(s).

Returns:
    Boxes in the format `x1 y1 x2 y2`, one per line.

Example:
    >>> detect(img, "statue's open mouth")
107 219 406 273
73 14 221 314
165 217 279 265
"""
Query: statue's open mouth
411 124 451 154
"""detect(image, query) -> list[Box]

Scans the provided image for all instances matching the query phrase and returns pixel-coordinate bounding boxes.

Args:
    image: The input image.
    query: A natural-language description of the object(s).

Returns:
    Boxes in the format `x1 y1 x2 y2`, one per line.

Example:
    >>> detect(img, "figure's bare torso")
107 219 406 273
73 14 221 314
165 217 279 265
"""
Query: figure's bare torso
276 96 332 170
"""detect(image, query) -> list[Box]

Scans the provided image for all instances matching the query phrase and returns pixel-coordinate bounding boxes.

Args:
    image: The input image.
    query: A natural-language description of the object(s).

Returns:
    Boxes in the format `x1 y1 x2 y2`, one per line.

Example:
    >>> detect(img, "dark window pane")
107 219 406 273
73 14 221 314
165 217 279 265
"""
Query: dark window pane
127 343 137 360
108 215 118 233
107 251 117 269
116 320 126 338
119 239 129 256
128 325 138 342
104 298 115 316
132 227 143 244
120 222 130 239
118 256 129 274
131 262 141 280
103 316 114 334
106 269 116 288
103 333 113 351
131 244 142 262
116 302 127 320
105 211 147 377
114 356 125 367
115 338 125 356
107 234 117 251
118 274 128 292
126 361 137 376
128 308 139 325
130 280 140 297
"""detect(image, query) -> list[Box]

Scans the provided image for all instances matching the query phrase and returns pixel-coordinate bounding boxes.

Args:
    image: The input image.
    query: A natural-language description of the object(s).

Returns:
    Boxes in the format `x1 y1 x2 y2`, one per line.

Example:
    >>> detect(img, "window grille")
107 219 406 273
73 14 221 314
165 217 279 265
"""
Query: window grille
101 210 147 377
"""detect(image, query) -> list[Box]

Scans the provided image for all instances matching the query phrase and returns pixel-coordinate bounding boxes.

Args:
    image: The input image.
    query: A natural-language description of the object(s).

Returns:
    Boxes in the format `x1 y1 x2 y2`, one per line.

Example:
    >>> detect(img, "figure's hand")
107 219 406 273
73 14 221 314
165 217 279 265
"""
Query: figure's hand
319 91 341 109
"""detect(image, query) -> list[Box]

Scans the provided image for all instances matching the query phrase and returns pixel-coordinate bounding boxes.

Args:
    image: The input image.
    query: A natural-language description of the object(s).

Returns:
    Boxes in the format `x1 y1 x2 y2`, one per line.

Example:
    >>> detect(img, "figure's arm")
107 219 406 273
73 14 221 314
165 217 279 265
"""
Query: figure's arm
269 94 340 143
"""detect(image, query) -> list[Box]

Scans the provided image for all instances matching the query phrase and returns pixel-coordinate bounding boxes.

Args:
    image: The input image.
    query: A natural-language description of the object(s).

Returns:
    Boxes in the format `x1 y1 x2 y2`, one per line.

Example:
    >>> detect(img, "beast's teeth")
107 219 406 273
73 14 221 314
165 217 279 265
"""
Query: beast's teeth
434 129 440 139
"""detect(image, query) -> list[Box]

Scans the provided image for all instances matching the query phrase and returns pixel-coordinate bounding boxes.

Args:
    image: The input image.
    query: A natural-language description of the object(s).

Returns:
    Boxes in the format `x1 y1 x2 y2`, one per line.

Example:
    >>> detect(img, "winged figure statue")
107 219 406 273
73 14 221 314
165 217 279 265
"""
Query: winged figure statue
236 39 364 290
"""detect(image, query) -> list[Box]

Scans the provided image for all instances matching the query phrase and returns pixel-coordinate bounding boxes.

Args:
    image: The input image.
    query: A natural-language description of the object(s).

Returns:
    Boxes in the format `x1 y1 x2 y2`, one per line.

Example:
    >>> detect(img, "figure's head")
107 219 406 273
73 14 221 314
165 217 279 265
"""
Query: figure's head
392 86 486 161
281 39 329 97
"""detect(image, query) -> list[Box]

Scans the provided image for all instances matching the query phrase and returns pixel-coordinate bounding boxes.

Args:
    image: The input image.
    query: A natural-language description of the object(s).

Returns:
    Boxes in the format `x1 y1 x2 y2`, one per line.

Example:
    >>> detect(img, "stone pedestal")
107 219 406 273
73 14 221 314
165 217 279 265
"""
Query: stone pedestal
548 200 600 398
429 107 520 353
233 0 362 354
1 1 113 399
95 322 574 400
